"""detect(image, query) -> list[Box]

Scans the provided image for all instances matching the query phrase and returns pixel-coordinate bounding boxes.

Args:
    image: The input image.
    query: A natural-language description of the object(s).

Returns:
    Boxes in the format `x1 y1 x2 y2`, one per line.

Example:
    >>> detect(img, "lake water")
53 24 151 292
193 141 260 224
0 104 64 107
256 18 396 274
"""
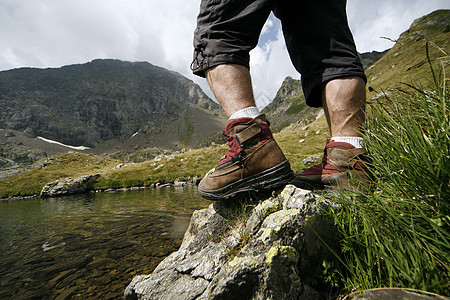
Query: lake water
0 186 211 299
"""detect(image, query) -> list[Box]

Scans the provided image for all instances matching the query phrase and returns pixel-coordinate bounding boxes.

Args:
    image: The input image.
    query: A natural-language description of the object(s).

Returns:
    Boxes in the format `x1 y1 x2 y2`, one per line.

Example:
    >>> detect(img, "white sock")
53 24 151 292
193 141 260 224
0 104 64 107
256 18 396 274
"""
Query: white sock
229 106 261 120
331 136 364 148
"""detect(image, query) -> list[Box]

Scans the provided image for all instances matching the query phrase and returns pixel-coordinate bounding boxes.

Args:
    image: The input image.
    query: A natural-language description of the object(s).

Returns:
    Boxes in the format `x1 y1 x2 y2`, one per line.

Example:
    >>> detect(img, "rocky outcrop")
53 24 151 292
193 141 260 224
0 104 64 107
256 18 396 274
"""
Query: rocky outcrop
124 185 340 299
40 174 100 197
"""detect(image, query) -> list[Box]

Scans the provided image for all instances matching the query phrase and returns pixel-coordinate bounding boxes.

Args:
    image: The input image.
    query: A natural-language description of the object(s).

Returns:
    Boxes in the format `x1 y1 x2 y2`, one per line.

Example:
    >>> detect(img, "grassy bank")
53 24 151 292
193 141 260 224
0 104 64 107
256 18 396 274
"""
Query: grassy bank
327 71 449 296
0 119 328 199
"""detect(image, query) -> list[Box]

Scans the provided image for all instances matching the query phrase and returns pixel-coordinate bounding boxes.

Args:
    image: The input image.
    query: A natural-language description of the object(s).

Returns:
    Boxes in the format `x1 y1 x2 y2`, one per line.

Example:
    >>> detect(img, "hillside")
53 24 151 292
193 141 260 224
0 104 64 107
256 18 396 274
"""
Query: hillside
261 77 322 132
359 50 389 69
0 59 227 176
0 59 226 149
365 9 449 92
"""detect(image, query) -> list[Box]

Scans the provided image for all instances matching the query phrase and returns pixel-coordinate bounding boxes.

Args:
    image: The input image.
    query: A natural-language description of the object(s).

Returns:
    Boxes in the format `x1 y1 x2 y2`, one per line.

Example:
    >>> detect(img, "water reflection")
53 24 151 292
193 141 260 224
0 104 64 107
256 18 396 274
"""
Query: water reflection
0 186 211 299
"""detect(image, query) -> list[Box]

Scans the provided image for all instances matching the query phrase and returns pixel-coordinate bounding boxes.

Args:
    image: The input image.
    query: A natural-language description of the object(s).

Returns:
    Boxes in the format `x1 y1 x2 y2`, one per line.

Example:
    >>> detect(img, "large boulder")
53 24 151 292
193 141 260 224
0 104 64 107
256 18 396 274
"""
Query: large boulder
40 174 100 197
124 185 339 299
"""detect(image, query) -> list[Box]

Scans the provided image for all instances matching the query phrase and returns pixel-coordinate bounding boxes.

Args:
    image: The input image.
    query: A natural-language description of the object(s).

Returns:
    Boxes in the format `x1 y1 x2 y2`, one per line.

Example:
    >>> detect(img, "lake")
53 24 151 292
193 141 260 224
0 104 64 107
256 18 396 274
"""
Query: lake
0 186 211 299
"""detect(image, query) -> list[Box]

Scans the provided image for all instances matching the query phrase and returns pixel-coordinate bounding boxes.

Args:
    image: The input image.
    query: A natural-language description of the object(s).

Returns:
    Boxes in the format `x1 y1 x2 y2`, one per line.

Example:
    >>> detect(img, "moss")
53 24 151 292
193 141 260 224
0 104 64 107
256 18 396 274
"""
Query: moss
265 245 298 266
229 256 245 267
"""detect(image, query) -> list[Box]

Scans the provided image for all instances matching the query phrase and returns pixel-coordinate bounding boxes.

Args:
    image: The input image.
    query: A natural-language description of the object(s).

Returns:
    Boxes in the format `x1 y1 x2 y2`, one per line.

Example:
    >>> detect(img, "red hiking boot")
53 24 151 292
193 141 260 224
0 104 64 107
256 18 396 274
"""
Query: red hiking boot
198 115 294 200
295 140 372 191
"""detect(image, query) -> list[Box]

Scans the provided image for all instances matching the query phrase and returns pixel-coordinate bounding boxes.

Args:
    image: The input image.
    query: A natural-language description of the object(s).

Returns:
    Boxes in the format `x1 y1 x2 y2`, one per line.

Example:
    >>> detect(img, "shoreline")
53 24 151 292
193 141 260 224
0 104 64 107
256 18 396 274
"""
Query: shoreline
0 179 200 201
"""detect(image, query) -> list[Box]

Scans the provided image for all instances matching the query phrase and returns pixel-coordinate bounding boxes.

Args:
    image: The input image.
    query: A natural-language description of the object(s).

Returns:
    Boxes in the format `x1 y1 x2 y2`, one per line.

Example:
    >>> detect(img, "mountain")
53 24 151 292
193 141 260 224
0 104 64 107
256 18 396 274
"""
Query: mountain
359 50 389 69
261 77 321 132
365 9 449 91
261 45 389 133
0 59 226 150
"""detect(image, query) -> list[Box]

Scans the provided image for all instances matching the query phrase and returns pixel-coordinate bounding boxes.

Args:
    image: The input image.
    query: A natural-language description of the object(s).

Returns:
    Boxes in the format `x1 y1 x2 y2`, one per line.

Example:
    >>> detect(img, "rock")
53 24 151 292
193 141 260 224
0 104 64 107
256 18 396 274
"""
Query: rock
124 185 338 299
40 174 101 197
23 127 36 138
113 163 125 170
192 176 201 185
173 181 187 187
303 154 322 165
5 131 15 137
156 183 171 188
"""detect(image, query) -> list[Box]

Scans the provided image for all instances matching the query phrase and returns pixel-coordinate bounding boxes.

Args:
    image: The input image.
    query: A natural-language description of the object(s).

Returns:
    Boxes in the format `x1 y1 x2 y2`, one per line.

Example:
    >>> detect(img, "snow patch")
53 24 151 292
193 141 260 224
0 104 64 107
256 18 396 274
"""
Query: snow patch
131 132 139 138
37 136 90 151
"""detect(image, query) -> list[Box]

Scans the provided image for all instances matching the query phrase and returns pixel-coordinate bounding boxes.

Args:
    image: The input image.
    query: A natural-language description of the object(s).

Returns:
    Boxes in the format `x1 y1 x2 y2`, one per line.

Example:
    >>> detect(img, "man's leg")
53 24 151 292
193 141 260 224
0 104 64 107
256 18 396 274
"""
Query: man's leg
197 64 293 200
323 76 366 140
297 77 371 190
191 0 293 200
206 64 256 117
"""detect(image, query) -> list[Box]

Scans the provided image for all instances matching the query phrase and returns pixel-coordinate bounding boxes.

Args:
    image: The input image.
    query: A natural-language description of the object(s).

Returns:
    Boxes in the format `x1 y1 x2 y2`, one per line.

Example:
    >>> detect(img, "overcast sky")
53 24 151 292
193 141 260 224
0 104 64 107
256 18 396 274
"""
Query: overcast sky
1 0 448 108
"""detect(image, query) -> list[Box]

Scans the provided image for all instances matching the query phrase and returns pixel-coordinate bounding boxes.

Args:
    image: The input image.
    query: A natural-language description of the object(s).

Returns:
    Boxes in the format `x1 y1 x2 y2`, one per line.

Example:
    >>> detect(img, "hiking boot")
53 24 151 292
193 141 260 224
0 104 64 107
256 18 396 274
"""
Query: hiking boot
198 115 294 200
294 140 372 191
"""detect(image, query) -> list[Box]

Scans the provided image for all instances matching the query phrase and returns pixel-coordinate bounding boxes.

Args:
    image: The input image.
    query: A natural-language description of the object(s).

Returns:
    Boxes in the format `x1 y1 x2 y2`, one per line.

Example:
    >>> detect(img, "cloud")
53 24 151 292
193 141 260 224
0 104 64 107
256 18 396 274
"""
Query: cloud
250 17 298 109
0 0 448 110
347 0 450 52
0 0 197 72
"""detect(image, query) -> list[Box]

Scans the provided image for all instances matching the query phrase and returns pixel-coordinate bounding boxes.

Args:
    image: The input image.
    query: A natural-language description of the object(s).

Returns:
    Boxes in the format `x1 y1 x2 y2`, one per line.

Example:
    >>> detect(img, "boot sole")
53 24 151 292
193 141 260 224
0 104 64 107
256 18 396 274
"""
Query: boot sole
293 172 372 192
198 160 294 201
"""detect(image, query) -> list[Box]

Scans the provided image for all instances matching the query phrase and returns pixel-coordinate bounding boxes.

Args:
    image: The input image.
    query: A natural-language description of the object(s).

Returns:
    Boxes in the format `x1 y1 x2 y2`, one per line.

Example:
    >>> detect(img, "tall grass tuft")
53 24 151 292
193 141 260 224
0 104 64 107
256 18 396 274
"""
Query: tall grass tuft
330 56 449 295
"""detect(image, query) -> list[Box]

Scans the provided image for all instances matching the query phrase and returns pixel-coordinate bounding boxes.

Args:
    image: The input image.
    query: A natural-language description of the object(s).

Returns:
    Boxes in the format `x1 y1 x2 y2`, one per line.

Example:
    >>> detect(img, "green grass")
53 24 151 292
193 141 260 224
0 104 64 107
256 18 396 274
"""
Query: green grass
327 62 449 296
0 152 118 198
366 10 449 92
285 101 307 115
0 116 327 198
276 115 329 172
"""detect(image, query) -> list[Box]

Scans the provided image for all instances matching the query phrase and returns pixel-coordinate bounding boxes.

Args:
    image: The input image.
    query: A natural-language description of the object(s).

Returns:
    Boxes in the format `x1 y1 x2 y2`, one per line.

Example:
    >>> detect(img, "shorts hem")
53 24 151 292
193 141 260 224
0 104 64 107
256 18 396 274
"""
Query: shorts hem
191 54 250 78
303 69 367 107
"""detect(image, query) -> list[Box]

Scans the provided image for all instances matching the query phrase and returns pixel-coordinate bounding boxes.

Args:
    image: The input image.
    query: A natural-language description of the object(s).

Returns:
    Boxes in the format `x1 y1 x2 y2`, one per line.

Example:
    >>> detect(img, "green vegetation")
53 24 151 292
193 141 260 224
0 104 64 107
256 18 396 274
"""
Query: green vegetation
0 153 117 198
366 9 449 91
285 100 306 115
276 116 329 172
327 61 449 296
0 123 327 198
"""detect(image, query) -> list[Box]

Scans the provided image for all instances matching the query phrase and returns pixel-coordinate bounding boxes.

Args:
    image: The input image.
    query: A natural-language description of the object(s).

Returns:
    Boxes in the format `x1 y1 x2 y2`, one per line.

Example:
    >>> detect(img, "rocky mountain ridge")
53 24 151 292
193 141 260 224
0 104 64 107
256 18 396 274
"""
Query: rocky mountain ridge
0 59 226 149
261 77 322 133
0 59 228 177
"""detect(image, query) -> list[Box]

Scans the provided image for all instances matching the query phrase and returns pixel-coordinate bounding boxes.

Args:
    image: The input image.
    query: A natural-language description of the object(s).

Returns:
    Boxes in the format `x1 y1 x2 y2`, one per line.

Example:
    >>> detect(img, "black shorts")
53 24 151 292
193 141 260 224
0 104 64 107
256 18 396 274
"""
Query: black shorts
191 0 366 107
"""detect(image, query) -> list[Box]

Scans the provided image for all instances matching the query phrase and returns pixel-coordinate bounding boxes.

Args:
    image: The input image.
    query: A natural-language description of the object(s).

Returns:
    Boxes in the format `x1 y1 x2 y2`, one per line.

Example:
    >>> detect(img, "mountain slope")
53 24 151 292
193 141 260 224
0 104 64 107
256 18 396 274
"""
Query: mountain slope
359 50 389 69
261 77 321 132
365 9 449 92
0 59 226 149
